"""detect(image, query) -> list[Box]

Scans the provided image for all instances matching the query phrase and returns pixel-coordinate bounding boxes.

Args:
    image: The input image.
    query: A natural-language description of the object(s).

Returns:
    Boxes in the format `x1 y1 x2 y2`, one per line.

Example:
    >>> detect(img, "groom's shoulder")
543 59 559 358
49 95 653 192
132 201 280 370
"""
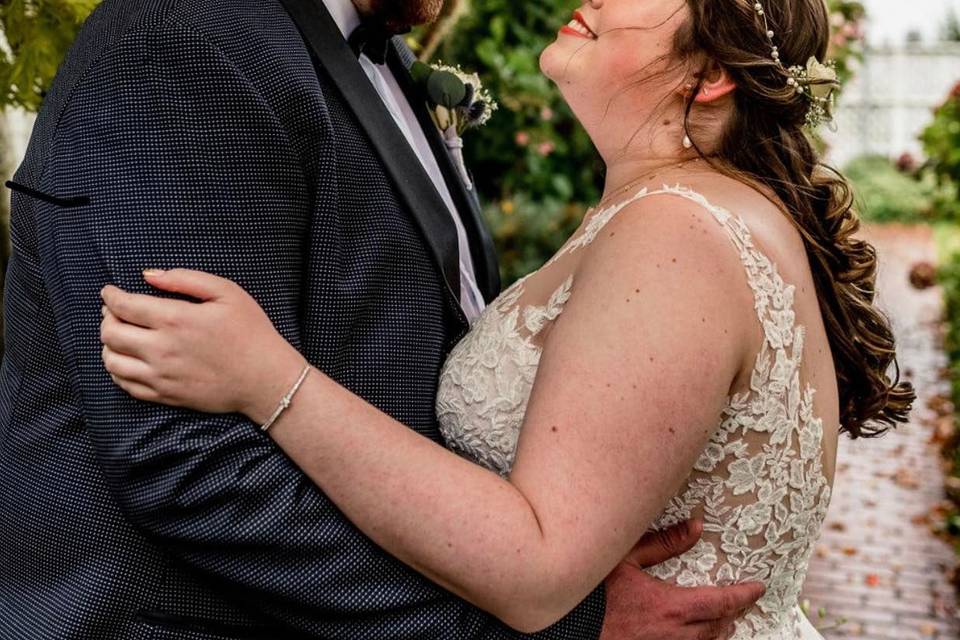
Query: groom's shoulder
80 0 293 35
37 0 311 126
165 0 304 56
57 0 302 86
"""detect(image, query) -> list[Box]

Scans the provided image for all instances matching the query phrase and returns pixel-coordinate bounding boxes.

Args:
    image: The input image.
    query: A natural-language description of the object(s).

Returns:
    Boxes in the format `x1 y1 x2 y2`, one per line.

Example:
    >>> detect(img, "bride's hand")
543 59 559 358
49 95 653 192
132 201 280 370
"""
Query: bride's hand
99 269 305 424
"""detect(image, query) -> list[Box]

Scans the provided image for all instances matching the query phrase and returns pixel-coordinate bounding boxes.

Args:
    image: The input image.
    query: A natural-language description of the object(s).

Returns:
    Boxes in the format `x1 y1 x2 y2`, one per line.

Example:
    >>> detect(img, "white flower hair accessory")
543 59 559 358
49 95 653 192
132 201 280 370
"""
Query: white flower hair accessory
788 56 840 129
752 1 842 130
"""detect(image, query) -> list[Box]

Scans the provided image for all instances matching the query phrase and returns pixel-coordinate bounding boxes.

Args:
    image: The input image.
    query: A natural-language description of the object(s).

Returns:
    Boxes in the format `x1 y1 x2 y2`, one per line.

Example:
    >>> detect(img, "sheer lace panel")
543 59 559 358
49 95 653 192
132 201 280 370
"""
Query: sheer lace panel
436 187 652 473
436 185 833 639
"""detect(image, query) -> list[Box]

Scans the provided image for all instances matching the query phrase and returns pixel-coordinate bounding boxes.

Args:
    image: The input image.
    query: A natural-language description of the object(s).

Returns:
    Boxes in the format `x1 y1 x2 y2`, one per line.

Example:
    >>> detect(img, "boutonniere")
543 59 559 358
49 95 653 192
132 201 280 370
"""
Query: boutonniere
410 61 498 191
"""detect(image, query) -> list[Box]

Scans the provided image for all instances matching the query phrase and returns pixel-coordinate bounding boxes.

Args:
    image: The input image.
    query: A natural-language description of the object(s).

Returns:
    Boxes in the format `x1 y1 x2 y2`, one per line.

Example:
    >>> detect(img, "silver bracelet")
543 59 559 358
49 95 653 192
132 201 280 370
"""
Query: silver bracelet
260 364 312 433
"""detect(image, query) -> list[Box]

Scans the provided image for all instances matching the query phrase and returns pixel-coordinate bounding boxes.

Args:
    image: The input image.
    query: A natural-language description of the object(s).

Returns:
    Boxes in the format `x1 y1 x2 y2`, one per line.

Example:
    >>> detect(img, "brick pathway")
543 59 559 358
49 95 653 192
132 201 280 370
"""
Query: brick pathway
801 224 960 639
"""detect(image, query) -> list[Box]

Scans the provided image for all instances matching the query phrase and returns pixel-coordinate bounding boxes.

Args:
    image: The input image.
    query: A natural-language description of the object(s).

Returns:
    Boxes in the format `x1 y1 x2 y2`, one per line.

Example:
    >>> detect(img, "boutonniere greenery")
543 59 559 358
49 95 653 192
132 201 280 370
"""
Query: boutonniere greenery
410 61 498 190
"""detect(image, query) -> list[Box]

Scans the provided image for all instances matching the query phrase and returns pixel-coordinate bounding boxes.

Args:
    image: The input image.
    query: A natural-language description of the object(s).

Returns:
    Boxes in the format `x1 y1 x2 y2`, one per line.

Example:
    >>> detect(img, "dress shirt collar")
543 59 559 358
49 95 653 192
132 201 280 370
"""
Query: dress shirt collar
320 0 362 39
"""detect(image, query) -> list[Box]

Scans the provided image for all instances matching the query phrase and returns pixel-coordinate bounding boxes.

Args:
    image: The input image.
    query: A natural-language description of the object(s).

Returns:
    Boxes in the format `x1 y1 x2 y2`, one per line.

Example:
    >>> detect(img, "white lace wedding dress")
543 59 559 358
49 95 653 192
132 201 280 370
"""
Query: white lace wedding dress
436 186 831 639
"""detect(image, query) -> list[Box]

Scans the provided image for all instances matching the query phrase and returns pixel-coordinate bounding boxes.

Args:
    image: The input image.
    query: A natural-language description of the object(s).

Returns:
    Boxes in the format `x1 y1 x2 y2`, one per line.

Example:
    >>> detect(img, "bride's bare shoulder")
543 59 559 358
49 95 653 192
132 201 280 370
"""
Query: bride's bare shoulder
565 185 758 383
673 173 812 272
580 180 749 277
576 184 757 318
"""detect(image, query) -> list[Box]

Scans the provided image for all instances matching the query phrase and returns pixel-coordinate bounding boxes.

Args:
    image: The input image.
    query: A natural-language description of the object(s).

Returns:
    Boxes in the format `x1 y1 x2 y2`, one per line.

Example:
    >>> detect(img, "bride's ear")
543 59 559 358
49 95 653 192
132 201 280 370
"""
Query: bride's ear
693 65 736 104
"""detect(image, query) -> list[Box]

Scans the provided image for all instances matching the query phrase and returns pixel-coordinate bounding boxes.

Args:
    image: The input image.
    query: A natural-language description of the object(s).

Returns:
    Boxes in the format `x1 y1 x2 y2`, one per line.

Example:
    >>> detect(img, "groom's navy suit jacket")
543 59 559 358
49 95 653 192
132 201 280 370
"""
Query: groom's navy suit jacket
0 0 606 638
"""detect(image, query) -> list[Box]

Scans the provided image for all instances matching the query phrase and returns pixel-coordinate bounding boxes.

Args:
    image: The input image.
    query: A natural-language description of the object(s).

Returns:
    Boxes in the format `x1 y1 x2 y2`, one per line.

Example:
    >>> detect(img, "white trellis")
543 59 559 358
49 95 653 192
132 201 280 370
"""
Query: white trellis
824 41 960 167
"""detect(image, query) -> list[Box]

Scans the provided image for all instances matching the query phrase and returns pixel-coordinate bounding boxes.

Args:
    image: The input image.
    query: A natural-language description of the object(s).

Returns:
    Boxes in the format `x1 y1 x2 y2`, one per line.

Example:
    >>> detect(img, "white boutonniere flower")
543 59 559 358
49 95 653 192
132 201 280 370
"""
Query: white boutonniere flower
410 61 498 190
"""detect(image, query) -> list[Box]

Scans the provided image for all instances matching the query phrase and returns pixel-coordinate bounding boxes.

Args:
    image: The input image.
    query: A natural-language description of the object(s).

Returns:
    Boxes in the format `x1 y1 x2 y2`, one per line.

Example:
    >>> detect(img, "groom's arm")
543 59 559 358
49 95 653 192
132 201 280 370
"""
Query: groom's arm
34 20 604 639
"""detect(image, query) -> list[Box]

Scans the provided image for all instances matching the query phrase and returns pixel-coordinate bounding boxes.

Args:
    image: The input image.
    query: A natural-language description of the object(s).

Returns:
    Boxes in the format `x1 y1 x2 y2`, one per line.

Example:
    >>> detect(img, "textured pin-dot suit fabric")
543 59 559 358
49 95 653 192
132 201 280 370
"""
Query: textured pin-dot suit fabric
0 0 605 638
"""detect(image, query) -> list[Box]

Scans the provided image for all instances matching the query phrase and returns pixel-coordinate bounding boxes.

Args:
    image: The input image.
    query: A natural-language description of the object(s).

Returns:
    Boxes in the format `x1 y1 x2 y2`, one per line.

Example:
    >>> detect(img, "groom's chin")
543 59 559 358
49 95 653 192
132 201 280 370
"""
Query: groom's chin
417 0 446 23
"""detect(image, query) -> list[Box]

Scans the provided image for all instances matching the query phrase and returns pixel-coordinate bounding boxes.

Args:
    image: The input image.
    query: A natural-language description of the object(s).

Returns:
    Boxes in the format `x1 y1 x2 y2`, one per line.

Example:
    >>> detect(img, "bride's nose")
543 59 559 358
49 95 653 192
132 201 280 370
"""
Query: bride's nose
587 0 603 8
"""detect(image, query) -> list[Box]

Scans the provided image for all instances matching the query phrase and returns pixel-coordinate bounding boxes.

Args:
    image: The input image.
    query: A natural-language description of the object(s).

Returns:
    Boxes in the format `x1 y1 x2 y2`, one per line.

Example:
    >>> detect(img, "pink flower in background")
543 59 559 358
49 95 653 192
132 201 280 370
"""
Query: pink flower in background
537 141 556 157
896 152 917 173
515 131 530 146
540 107 554 122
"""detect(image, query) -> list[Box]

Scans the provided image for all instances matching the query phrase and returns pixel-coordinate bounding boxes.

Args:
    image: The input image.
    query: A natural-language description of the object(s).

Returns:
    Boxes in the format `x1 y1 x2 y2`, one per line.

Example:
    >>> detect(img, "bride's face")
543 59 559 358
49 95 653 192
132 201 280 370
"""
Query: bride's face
541 0 690 143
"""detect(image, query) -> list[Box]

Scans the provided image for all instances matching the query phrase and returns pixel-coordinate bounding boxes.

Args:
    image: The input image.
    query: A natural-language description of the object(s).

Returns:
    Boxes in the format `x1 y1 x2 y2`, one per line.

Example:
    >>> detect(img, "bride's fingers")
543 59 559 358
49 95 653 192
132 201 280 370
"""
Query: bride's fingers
100 285 190 329
101 345 154 384
100 307 157 359
143 268 235 302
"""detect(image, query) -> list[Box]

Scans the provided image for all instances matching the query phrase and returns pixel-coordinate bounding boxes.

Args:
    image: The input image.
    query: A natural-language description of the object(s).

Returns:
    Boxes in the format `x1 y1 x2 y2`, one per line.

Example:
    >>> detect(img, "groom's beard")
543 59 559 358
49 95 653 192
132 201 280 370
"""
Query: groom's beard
367 0 445 31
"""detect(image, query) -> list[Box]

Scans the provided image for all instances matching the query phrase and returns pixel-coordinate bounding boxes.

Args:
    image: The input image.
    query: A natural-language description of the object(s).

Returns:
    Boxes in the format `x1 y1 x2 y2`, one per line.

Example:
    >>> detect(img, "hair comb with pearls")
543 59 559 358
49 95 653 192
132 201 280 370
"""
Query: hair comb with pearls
752 0 841 129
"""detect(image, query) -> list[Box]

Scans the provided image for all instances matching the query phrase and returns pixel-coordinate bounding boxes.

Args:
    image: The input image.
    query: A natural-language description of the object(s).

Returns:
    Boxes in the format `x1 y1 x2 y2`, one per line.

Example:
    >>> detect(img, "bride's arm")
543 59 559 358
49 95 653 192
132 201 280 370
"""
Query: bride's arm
100 198 754 632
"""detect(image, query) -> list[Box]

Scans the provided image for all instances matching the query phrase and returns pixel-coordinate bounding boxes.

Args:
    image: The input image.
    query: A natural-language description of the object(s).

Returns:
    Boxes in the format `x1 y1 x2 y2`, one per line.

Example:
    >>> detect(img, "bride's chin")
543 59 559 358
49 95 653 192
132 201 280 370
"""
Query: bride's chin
540 41 590 90
540 42 557 80
539 43 592 130
538 42 564 82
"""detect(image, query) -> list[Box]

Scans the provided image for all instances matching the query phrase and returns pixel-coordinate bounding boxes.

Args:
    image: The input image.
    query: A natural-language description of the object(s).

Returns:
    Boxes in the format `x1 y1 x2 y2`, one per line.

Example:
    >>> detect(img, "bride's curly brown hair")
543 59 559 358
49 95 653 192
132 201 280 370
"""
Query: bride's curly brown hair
675 0 915 438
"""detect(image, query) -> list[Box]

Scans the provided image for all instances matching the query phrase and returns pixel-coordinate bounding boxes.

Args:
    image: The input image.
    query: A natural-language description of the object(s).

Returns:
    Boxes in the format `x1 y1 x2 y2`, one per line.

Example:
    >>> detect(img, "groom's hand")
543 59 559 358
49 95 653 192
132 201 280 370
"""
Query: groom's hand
599 520 765 640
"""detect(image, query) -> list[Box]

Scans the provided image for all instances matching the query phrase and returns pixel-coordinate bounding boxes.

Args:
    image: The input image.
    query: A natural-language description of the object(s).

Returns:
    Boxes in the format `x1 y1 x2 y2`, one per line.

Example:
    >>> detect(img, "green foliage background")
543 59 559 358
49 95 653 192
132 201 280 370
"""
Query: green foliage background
922 82 960 223
422 0 599 284
0 0 98 110
843 155 938 223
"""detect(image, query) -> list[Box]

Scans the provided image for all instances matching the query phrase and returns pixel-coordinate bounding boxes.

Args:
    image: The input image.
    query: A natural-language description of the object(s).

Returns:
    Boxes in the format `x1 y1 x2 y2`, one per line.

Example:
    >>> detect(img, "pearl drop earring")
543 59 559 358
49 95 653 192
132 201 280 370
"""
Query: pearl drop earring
682 134 693 150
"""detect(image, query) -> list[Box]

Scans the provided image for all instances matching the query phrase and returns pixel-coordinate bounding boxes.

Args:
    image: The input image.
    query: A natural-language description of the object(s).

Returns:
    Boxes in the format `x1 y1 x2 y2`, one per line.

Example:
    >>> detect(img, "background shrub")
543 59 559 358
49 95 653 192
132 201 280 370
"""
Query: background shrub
0 0 98 111
921 81 960 223
844 155 938 223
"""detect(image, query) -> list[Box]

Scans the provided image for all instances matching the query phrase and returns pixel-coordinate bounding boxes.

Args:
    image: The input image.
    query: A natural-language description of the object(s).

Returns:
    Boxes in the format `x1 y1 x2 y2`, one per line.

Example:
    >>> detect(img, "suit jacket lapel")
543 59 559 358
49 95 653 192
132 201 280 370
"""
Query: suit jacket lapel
388 43 503 303
278 0 465 316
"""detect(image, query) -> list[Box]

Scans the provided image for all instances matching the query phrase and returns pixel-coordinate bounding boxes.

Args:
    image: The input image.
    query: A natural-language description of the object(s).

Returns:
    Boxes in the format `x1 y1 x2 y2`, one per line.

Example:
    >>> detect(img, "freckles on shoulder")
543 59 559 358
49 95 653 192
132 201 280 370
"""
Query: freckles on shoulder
571 196 753 367
585 196 741 285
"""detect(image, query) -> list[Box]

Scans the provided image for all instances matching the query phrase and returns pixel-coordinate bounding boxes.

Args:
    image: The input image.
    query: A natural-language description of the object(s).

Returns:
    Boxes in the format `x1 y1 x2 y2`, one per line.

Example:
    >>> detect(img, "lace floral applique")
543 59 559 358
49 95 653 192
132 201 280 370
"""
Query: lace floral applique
437 185 833 639
524 275 573 334
558 187 650 257
644 186 832 639
437 274 577 475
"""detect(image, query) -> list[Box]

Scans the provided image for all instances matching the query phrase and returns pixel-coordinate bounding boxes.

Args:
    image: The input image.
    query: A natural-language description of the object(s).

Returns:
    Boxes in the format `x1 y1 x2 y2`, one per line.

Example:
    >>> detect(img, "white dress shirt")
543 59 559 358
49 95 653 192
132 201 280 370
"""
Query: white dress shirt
321 0 486 323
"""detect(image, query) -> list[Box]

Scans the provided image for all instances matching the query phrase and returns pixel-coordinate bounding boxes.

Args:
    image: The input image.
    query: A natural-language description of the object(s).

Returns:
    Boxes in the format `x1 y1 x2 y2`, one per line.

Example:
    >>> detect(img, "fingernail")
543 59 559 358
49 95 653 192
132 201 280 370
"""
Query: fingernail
143 269 165 277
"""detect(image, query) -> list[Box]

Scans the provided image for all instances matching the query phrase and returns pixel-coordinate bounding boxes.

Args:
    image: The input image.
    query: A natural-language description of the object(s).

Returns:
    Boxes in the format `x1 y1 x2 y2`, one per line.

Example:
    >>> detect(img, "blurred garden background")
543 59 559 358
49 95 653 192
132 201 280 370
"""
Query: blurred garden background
2 0 960 637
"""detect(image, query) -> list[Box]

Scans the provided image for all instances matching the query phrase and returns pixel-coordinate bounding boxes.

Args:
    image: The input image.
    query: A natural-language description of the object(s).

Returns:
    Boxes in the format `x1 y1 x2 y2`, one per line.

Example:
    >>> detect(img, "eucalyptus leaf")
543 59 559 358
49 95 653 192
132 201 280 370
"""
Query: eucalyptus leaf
426 70 466 109
410 61 432 85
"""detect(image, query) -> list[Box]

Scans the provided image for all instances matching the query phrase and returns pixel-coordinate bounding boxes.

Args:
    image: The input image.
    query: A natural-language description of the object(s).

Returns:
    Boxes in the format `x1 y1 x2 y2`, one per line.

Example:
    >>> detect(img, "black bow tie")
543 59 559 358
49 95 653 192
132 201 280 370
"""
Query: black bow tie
348 22 396 65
